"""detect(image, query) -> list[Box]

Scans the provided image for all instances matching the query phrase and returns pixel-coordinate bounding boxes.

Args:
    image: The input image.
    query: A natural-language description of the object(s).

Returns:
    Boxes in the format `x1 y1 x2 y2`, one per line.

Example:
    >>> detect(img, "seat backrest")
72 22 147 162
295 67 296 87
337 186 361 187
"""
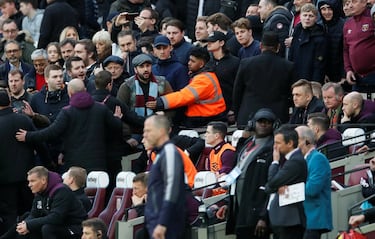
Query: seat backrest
347 164 370 186
85 171 109 218
98 172 135 239
193 171 217 189
179 129 199 138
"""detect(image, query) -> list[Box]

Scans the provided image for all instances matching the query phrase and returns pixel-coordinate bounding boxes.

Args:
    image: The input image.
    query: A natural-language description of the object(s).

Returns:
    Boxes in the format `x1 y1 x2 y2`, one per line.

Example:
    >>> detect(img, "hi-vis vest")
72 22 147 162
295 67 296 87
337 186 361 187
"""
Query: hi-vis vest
160 72 226 117
209 143 235 172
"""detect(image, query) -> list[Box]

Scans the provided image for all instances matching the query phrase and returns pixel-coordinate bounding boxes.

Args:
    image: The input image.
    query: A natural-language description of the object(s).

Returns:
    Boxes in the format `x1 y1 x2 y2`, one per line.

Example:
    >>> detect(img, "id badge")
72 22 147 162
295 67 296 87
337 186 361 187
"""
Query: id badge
225 166 242 185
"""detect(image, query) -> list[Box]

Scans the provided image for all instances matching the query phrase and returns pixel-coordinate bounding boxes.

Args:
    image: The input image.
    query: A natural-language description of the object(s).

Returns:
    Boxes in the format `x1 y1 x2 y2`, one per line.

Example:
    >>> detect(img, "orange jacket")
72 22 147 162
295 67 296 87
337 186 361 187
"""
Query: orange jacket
151 147 197 188
160 72 226 117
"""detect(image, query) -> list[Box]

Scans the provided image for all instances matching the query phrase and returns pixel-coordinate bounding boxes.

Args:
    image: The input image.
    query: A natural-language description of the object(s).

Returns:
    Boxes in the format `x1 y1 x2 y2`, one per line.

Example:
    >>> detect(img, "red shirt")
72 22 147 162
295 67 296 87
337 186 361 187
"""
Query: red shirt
35 73 45 91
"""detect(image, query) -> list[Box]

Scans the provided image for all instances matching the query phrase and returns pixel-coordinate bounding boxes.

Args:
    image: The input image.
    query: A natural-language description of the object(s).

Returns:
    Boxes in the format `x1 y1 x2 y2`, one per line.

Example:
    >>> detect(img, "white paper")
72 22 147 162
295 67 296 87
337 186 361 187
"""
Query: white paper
279 182 305 206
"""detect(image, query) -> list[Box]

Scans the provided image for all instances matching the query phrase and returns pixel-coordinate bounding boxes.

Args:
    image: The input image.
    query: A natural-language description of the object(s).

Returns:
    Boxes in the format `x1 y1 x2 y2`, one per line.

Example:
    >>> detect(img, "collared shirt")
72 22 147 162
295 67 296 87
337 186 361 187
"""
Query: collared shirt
285 147 299 160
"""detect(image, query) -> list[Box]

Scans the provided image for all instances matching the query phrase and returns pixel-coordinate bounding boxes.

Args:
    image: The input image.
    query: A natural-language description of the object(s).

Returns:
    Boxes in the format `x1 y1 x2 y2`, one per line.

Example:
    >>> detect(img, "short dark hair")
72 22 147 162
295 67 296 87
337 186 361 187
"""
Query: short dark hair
8 68 24 79
307 112 329 131
207 121 227 139
2 18 17 30
133 172 148 186
76 39 97 60
94 70 112 89
19 0 38 8
65 56 83 72
274 125 298 148
206 12 232 31
44 64 62 78
59 38 76 48
165 19 185 31
82 218 108 239
68 166 87 188
117 30 136 40
190 46 210 63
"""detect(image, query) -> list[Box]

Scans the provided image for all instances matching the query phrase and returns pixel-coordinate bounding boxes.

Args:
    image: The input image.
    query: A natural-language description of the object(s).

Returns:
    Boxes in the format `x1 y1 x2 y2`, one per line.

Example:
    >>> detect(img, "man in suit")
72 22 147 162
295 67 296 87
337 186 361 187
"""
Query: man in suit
295 126 333 239
265 125 307 239
233 31 296 127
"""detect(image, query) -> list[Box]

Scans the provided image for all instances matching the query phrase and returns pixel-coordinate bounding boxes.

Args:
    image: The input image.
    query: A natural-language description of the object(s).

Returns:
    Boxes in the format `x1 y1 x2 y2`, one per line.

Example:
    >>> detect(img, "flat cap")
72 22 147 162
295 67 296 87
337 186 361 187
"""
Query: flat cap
132 54 153 67
103 55 124 67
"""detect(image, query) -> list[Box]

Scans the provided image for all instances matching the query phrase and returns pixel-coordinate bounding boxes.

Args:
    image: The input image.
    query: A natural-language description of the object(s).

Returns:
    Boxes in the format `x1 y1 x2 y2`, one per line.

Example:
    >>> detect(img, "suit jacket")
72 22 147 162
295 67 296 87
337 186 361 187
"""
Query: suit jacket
304 149 332 231
265 149 307 227
233 50 297 126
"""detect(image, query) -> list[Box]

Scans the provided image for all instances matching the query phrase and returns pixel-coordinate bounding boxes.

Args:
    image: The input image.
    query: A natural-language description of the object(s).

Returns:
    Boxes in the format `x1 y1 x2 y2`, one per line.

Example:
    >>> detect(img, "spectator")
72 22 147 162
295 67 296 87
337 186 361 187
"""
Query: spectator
232 17 261 59
19 0 44 48
318 0 346 83
233 31 296 125
205 121 235 175
131 172 148 212
307 112 344 158
360 157 375 207
0 19 35 64
37 0 79 49
117 53 172 118
143 115 186 239
218 108 277 239
117 30 140 76
204 31 240 122
343 0 353 17
193 16 209 47
344 0 375 92
246 4 259 16
321 82 344 128
0 40 33 83
165 19 193 65
265 125 307 239
64 56 90 87
59 38 76 63
0 89 37 235
289 3 327 84
24 48 48 92
295 126 333 239
59 25 80 42
109 0 151 15
289 79 325 125
349 208 375 227
0 0 23 29
257 0 292 57
206 12 241 57
102 55 130 96
46 42 64 67
341 91 375 126
63 166 92 213
15 166 87 239
82 218 108 239
152 35 189 91
92 30 112 65
311 81 322 100
134 7 159 39
16 78 123 172
74 39 99 78
152 47 227 127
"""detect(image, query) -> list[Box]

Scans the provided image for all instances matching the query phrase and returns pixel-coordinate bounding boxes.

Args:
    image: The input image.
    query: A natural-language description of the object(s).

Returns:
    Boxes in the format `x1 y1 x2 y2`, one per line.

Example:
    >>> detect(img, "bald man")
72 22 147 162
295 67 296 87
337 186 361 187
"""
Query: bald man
16 79 123 172
341 92 375 126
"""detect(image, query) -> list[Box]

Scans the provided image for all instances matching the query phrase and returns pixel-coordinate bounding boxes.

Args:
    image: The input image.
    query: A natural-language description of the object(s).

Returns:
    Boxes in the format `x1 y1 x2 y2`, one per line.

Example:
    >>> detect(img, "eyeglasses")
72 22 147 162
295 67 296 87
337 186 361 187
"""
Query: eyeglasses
139 16 152 20
5 49 19 54
3 29 17 34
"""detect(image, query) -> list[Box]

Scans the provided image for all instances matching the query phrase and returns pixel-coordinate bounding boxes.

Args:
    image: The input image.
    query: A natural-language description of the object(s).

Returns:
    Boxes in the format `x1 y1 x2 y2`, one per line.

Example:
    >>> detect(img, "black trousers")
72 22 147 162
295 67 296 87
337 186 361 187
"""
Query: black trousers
273 225 305 239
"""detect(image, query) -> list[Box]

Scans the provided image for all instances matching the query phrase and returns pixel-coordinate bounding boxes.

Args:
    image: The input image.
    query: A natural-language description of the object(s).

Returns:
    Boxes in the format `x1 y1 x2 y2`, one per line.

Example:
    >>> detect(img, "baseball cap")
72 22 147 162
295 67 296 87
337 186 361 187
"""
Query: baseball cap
132 54 153 67
153 35 171 47
202 31 227 42
253 108 276 122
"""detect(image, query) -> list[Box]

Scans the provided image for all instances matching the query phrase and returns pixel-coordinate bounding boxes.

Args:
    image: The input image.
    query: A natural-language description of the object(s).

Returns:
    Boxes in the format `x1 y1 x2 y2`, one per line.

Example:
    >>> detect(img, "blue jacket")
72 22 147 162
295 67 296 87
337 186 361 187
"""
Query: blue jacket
152 56 189 91
171 38 192 66
304 149 333 231
145 141 185 239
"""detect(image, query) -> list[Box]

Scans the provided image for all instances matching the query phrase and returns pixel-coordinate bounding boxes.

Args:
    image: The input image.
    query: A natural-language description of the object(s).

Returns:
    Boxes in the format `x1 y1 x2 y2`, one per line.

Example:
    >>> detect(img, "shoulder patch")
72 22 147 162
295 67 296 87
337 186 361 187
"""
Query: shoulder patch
361 24 369 32
276 23 283 29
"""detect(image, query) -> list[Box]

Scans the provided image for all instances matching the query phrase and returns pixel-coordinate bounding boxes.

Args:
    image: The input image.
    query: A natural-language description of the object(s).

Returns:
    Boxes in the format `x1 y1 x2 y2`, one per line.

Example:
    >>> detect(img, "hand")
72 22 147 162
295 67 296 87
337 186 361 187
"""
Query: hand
145 100 157 109
16 221 29 235
273 144 280 162
22 101 34 117
114 106 123 119
284 37 293 48
278 185 288 195
134 16 147 32
356 145 369 154
215 172 227 180
346 71 357 85
216 205 227 220
16 129 27 142
349 215 365 227
254 219 267 237
152 224 167 239
115 12 131 27
341 113 350 123
93 64 104 75
127 138 139 148
58 153 64 165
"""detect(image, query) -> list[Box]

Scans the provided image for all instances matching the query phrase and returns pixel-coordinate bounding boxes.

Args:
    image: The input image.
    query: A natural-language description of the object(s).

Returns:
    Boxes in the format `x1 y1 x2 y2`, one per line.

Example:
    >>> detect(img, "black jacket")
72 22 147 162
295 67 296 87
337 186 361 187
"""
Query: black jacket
25 172 87 233
26 91 123 172
233 51 296 126
289 23 328 83
289 96 325 124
